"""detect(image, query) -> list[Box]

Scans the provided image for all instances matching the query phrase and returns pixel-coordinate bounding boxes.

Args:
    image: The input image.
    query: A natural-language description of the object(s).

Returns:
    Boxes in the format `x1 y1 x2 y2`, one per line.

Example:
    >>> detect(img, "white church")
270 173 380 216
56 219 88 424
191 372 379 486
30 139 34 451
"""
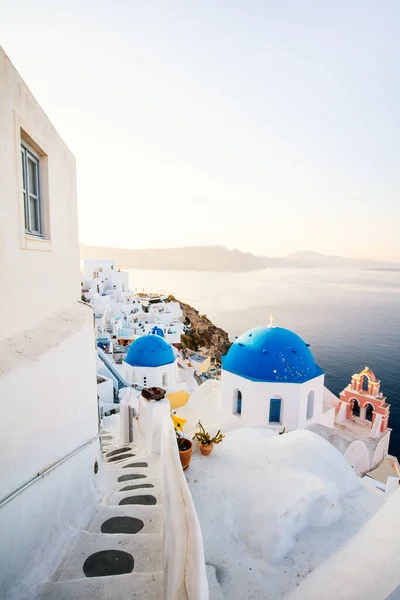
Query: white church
120 330 197 394
221 317 335 431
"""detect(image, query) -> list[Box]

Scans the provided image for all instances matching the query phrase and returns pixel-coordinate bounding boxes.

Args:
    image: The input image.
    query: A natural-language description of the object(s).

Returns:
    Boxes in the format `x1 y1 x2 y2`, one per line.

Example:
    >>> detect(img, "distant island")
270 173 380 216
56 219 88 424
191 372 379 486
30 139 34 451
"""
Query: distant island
80 244 399 273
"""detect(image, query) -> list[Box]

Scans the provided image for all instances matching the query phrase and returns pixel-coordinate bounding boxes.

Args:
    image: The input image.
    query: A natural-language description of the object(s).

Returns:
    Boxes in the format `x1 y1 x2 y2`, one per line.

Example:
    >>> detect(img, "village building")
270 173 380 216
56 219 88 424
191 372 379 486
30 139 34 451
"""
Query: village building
1 47 400 600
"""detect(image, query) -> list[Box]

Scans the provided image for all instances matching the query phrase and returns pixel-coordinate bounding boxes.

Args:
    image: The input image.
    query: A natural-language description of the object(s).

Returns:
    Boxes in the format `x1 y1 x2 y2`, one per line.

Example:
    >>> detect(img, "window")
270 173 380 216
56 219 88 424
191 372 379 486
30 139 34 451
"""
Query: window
233 390 242 415
21 142 43 236
269 397 281 423
306 391 314 420
162 373 167 387
236 391 242 415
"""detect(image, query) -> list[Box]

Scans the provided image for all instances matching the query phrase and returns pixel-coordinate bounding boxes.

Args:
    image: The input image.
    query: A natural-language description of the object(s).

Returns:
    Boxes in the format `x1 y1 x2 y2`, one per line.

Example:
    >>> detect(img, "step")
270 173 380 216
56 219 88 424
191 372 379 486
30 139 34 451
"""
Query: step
106 487 163 507
87 505 162 535
107 463 160 481
105 455 160 470
52 531 163 581
103 450 139 466
36 571 163 600
107 474 161 493
103 445 137 458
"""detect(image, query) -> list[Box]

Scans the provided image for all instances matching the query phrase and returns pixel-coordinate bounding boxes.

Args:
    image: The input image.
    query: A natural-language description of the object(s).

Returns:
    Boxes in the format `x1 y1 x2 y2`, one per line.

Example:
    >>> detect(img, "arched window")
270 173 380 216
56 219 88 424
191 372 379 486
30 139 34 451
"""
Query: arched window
352 399 360 417
306 391 314 420
233 390 242 415
362 376 369 392
365 403 374 422
162 373 167 387
269 397 282 423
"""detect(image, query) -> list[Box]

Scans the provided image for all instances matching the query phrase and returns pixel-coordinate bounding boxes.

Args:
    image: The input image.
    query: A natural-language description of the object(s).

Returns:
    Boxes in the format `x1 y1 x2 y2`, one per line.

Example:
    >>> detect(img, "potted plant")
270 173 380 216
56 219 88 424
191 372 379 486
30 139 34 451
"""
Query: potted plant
193 421 224 456
142 387 166 401
172 413 192 470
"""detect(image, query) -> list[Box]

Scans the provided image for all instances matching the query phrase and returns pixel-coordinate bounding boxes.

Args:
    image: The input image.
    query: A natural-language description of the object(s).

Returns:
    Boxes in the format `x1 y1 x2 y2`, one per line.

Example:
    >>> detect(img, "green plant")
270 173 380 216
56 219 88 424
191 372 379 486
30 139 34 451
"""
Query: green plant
279 427 287 435
176 429 191 451
193 421 225 446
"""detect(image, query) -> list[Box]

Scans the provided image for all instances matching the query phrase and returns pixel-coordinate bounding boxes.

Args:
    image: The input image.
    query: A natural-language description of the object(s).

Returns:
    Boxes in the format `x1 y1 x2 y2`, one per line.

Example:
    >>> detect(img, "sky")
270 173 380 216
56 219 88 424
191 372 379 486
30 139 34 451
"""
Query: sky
1 0 400 259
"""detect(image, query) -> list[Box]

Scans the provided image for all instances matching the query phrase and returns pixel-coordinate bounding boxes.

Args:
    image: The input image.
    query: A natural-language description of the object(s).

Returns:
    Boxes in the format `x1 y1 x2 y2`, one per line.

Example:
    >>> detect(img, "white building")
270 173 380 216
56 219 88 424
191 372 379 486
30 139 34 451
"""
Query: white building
82 261 184 346
219 321 396 476
221 324 335 431
82 259 134 305
0 48 102 600
121 333 184 392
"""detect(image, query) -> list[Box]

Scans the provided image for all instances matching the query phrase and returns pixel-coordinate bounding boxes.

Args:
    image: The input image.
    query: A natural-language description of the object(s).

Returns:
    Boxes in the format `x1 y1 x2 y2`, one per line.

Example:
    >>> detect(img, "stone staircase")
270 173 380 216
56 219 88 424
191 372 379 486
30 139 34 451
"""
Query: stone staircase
36 432 164 600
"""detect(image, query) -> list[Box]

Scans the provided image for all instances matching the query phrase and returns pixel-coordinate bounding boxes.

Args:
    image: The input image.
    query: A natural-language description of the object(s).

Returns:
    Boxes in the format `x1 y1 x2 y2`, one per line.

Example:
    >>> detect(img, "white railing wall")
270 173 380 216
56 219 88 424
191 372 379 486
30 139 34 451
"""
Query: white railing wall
161 417 209 600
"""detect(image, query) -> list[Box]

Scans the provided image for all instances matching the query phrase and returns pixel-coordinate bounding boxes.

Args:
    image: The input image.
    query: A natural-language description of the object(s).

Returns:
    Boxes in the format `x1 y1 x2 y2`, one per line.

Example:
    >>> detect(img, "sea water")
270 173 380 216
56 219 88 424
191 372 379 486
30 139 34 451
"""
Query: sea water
128 267 400 458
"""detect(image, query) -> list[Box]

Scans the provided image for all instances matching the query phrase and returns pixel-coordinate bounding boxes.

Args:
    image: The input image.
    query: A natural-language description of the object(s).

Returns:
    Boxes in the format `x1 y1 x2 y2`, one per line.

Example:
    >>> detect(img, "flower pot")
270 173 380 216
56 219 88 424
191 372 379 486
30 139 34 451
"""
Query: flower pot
199 443 213 456
179 439 193 470
142 387 166 401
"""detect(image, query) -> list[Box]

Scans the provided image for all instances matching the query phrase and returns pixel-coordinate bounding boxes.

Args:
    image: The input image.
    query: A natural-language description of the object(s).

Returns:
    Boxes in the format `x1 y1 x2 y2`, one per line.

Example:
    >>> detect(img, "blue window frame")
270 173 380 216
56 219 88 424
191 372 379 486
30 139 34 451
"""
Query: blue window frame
269 398 281 423
236 390 242 415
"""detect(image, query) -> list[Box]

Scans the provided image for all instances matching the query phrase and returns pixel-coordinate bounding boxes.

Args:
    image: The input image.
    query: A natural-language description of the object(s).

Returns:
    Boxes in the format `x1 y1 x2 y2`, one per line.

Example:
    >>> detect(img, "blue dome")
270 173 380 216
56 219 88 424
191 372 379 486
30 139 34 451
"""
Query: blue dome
222 326 323 383
125 335 175 368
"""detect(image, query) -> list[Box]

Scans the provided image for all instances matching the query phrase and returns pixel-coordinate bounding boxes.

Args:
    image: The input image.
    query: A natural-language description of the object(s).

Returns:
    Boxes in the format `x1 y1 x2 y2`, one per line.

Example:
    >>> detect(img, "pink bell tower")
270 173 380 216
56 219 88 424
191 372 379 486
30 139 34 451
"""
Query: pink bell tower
337 367 390 434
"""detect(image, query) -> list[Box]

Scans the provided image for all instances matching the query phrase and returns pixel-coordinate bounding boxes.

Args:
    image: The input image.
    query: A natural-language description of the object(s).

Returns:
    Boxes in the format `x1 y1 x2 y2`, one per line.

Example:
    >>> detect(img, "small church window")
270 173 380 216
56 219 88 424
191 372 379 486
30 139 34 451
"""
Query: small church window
306 391 314 420
365 403 374 422
269 397 281 423
233 390 242 415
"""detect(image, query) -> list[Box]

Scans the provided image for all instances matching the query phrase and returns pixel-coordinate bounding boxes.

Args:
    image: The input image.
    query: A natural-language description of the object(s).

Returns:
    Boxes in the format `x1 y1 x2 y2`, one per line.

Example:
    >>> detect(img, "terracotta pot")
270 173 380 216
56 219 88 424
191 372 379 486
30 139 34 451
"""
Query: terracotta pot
199 443 214 456
179 439 193 470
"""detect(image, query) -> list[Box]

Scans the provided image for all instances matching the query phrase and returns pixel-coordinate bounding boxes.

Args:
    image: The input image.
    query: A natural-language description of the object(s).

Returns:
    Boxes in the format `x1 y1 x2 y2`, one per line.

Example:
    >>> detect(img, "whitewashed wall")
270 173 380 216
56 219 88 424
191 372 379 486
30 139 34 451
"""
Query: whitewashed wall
372 434 391 470
0 47 80 340
0 305 103 600
121 361 178 390
344 440 371 476
161 417 209 600
83 259 116 280
0 51 102 600
135 396 208 599
221 370 329 431
97 376 114 405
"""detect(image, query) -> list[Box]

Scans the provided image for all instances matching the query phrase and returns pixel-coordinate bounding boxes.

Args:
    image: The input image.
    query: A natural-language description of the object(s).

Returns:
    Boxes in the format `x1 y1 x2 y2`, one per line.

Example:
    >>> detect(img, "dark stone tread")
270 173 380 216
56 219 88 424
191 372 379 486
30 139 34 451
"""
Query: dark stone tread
122 462 148 469
120 483 154 491
107 454 135 463
83 550 134 577
119 495 157 506
118 474 147 483
101 516 144 534
106 447 131 458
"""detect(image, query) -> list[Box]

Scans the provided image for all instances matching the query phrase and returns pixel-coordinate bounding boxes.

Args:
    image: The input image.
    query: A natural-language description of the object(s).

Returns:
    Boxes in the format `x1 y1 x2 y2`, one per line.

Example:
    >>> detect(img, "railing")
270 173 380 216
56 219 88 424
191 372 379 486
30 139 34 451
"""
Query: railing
0 433 100 510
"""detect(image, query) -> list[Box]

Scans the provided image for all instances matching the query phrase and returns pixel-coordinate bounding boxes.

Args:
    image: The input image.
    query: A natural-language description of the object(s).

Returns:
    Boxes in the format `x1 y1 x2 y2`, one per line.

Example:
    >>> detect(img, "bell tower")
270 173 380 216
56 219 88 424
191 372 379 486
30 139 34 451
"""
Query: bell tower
336 367 390 436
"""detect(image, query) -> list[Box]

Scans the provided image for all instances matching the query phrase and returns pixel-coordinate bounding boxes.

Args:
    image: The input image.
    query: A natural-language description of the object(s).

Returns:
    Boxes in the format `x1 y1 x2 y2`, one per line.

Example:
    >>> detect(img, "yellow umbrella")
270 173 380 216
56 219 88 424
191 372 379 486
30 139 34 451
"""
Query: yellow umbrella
171 414 187 432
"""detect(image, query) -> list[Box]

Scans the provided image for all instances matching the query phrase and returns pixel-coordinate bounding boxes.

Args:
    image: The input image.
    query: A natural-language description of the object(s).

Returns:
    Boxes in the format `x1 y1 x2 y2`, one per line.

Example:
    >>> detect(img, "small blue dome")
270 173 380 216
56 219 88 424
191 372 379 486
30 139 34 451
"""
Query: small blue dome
150 326 164 338
222 326 323 383
125 335 175 368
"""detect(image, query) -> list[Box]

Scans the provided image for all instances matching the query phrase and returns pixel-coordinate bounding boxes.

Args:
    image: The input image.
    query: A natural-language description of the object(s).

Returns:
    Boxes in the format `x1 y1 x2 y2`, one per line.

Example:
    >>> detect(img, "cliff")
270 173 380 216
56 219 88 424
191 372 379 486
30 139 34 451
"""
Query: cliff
165 295 231 362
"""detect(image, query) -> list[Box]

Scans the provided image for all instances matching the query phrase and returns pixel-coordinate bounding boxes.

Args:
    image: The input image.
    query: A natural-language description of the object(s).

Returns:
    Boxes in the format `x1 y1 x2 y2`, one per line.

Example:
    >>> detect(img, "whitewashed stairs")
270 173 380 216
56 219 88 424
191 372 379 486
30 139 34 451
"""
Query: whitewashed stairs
36 432 164 600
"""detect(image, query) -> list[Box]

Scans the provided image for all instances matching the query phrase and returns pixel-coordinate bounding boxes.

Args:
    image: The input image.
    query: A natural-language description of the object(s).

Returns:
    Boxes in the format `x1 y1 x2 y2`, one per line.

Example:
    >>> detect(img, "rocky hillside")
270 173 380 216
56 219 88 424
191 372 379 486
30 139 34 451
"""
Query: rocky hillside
166 295 231 363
